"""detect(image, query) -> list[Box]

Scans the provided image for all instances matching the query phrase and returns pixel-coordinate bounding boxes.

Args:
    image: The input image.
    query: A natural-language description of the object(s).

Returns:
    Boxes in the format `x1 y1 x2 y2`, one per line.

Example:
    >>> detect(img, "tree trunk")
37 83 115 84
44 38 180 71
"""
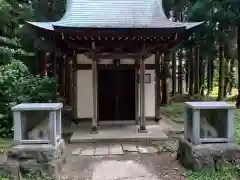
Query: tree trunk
171 50 177 96
162 53 170 104
194 45 200 94
210 57 215 91
237 26 240 90
199 54 205 96
207 54 212 95
229 58 235 95
178 49 184 94
189 47 195 96
217 43 224 101
185 51 190 93
223 59 230 98
236 26 240 107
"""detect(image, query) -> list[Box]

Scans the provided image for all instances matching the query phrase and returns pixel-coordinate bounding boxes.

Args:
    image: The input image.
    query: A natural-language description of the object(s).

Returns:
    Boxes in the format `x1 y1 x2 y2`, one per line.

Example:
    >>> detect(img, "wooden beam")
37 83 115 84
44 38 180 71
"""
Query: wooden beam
76 64 156 70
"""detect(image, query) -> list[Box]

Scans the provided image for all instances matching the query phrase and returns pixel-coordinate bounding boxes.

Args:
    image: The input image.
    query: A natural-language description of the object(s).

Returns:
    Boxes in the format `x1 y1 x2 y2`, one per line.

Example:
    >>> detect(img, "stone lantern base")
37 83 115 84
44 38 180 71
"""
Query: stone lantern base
3 139 66 179
177 137 240 172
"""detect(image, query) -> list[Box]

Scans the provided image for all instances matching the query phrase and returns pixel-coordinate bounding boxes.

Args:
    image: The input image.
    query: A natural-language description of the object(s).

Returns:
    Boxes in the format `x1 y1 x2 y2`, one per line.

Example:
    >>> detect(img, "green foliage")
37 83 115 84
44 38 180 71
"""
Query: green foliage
0 35 35 66
234 110 240 142
187 165 240 180
0 61 56 138
0 174 53 180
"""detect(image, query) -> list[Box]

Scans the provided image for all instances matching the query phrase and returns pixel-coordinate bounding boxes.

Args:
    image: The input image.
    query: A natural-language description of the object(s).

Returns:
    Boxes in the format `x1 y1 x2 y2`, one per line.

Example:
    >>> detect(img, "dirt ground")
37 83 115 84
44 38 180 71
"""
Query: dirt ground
60 143 185 180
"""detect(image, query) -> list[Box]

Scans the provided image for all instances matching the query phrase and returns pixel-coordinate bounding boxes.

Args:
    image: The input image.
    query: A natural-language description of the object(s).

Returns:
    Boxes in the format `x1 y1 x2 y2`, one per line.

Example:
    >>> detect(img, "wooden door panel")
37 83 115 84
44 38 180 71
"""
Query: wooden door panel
98 69 135 121
98 70 116 121
117 70 135 120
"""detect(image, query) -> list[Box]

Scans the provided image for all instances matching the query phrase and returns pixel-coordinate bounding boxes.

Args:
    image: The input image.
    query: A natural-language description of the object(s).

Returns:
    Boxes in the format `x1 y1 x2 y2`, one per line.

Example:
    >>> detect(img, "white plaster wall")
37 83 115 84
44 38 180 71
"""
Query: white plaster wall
77 54 92 64
145 55 155 64
77 70 93 119
99 59 113 64
121 59 135 64
76 54 157 119
138 70 155 117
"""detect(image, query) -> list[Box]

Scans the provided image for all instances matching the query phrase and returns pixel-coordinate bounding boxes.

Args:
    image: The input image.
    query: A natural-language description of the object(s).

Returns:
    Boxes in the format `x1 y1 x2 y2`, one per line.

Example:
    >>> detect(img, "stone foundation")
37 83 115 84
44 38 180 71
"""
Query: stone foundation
177 138 240 171
4 139 66 179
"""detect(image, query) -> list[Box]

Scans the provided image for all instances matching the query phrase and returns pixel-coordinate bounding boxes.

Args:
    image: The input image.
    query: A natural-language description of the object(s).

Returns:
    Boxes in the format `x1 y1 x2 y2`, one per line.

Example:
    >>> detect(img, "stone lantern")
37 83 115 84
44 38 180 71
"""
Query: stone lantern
12 103 63 147
5 103 66 177
184 101 235 145
177 101 240 172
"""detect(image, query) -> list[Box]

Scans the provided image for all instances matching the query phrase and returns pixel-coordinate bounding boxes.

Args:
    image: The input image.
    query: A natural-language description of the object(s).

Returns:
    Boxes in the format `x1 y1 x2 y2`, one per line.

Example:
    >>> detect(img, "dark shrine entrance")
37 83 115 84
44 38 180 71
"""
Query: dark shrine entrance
98 69 136 121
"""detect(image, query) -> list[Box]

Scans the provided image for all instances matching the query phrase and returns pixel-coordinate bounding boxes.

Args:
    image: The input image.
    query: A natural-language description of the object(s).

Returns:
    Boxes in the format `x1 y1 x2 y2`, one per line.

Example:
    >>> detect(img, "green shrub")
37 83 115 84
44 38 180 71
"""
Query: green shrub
0 61 56 138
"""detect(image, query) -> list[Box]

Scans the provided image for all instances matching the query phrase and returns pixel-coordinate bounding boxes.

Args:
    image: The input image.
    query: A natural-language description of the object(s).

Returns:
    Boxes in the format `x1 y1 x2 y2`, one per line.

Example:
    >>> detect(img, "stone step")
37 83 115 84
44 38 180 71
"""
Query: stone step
70 135 169 144
71 144 160 156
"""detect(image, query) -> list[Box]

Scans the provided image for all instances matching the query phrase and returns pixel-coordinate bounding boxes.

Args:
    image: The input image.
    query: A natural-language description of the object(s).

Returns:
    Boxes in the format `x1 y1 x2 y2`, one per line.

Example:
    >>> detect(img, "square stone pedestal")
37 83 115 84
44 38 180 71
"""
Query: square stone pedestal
177 138 240 171
4 139 66 178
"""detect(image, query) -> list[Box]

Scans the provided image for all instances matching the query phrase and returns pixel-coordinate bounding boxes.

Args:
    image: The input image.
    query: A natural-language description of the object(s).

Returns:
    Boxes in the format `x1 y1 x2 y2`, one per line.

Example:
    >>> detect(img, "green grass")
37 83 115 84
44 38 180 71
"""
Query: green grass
186 166 240 180
0 139 12 154
161 103 184 123
209 87 238 98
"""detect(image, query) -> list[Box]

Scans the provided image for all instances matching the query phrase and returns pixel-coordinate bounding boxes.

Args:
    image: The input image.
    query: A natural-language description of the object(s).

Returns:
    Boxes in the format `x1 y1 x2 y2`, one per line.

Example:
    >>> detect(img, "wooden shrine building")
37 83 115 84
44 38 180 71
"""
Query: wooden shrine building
26 0 203 133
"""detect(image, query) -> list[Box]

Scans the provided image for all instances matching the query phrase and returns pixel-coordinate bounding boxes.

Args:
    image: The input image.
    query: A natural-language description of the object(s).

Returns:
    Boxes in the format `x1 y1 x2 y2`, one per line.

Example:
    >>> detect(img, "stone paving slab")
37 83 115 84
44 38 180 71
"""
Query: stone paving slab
138 146 158 154
109 144 123 155
72 143 162 156
72 148 82 155
94 146 109 156
122 144 138 152
80 147 95 156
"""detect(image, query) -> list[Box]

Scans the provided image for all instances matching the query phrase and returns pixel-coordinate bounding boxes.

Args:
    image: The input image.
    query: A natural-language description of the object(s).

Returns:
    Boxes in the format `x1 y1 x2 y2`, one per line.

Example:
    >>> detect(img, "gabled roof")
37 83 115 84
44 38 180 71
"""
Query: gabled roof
27 0 203 31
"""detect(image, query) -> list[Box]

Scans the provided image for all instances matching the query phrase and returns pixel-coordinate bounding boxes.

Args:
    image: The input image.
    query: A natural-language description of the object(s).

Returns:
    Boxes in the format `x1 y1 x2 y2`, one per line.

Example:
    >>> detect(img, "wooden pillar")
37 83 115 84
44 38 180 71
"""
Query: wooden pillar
138 56 147 133
65 57 70 103
135 59 139 124
58 55 65 97
52 53 57 78
68 58 73 107
50 52 57 96
155 53 161 122
37 51 47 76
72 55 77 119
92 54 98 133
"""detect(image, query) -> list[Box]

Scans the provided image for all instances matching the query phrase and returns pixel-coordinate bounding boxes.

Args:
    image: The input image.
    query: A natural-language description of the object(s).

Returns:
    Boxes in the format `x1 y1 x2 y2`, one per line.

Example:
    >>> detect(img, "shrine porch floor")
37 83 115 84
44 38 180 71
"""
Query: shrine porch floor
63 116 183 143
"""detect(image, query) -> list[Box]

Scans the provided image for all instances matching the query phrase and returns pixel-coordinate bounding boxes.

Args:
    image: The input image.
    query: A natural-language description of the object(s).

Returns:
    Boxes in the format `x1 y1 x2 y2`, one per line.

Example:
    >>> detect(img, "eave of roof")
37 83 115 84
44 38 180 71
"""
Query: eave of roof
26 0 204 32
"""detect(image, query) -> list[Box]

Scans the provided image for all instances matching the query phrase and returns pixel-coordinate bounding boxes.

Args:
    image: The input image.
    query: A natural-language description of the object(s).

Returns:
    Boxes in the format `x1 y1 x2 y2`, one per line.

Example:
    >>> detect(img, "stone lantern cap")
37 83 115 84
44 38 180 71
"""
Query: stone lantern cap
185 101 235 110
12 103 63 111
